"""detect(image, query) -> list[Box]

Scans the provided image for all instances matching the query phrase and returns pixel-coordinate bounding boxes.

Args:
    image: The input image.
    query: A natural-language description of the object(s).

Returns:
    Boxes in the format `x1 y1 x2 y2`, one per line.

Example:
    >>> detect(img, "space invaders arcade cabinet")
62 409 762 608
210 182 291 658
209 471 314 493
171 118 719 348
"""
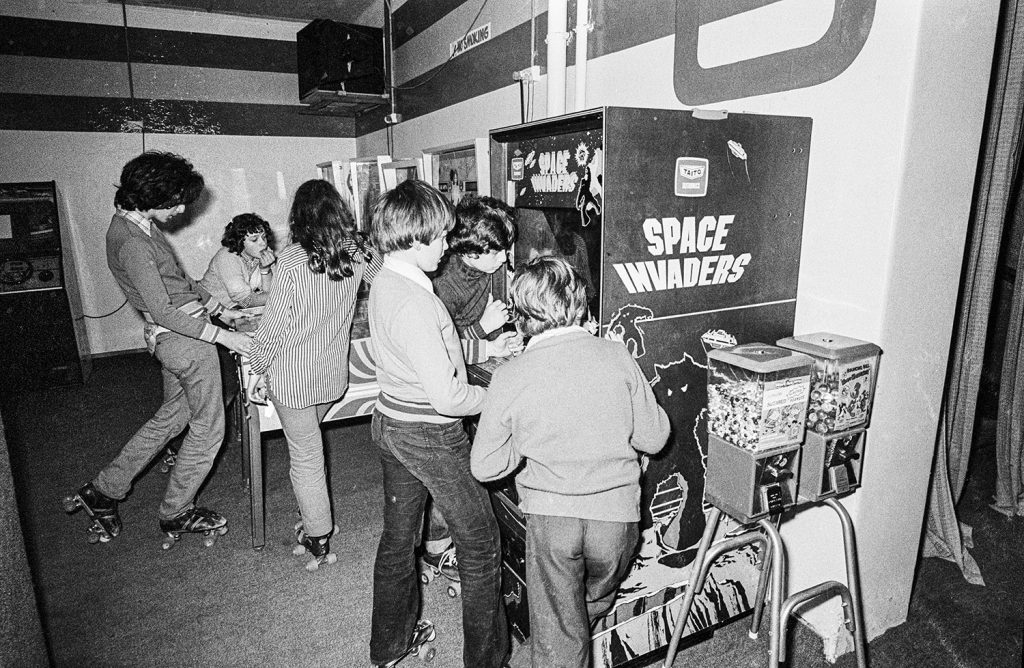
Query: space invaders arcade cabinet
485 107 812 664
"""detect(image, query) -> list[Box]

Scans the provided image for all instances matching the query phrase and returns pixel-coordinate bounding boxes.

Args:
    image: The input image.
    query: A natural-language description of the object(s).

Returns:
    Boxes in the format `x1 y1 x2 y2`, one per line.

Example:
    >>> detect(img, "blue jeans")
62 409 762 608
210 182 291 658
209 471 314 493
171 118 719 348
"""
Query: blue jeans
271 394 333 537
94 332 224 520
525 515 638 668
369 411 508 667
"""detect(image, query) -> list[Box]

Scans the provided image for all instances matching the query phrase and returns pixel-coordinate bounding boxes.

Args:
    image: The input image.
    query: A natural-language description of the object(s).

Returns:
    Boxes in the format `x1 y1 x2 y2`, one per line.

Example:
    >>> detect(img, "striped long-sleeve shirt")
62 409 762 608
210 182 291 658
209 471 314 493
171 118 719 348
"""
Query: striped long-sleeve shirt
248 240 383 409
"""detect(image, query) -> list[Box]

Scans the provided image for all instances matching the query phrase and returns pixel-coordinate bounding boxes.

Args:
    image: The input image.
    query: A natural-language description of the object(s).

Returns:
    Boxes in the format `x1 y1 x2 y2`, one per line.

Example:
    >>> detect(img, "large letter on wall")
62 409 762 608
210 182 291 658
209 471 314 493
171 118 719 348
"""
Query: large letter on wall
674 0 875 106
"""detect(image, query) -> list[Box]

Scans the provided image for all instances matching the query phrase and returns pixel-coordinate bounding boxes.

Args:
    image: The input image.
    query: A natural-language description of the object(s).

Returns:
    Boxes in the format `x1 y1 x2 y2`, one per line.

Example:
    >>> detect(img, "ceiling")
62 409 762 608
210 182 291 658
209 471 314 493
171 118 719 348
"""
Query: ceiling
118 0 383 26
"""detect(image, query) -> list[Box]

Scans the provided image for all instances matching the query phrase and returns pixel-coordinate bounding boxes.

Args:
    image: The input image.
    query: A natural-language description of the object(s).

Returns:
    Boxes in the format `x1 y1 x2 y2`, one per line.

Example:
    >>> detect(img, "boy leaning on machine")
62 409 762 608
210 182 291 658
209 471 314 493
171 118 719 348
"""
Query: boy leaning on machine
471 256 670 668
366 179 515 668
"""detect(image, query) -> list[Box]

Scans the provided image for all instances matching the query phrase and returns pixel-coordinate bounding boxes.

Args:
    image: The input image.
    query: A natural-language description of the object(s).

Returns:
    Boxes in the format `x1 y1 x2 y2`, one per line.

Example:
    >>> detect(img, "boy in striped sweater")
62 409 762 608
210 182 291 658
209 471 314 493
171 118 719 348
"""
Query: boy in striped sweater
367 180 511 668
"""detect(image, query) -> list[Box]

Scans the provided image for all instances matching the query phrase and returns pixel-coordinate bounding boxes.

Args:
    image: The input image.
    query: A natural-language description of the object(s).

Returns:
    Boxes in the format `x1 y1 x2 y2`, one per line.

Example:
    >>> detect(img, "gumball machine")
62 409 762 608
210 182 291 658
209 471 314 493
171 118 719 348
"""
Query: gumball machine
776 333 881 502
704 343 815 521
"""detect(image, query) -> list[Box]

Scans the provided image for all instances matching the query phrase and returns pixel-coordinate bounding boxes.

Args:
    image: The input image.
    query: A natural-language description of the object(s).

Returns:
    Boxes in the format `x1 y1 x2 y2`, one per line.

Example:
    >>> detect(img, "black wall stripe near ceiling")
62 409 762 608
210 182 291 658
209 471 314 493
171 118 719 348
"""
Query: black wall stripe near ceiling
0 93 354 137
357 12 544 136
392 0 467 49
0 15 296 72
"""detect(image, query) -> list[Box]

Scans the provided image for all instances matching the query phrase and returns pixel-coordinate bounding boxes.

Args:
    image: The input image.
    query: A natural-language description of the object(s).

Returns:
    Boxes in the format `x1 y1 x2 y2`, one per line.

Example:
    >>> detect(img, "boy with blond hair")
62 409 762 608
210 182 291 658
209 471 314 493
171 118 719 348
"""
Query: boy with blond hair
367 180 511 668
471 256 670 668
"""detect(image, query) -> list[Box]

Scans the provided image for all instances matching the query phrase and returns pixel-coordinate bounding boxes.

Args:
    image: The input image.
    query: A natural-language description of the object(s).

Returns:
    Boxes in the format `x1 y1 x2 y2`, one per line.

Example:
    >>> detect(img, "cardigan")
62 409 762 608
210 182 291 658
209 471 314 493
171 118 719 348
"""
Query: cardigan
106 212 223 343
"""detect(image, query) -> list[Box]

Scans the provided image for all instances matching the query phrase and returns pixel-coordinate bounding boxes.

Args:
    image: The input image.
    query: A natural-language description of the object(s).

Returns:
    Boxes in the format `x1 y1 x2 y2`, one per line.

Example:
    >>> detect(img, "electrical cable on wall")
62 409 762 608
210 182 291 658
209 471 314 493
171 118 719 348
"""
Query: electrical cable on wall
80 299 129 320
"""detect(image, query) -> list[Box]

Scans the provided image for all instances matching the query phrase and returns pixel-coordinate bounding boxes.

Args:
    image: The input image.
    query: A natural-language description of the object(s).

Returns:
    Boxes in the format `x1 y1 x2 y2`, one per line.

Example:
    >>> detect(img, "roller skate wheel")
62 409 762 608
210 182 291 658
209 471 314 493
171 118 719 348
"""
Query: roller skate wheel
293 544 308 556
162 535 179 550
420 570 432 585
446 584 460 598
216 526 228 536
305 559 320 572
418 643 436 662
61 496 80 513
203 535 217 548
87 531 101 545
325 553 337 565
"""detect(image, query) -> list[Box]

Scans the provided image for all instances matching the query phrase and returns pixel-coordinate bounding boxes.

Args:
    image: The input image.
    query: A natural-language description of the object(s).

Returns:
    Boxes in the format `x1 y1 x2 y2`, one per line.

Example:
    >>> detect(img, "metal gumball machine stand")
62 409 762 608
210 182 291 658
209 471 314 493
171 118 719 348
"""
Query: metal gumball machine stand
664 337 880 667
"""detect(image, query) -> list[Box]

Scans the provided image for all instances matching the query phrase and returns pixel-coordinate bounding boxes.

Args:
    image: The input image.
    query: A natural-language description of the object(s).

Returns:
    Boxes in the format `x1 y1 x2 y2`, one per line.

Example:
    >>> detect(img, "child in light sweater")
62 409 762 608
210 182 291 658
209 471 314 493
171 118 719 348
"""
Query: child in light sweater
471 256 670 668
367 179 512 668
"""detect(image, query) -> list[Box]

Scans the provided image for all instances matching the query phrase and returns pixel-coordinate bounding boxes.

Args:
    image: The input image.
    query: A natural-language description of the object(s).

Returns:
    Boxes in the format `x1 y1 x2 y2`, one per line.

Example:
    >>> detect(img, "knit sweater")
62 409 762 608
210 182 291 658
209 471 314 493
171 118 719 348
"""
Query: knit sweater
369 256 486 423
432 254 498 339
471 328 670 522
106 212 223 343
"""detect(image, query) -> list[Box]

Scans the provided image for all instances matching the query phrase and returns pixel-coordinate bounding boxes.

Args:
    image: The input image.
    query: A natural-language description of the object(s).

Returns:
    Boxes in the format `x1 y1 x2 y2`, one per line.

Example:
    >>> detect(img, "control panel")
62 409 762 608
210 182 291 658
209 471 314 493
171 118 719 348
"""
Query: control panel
0 254 63 294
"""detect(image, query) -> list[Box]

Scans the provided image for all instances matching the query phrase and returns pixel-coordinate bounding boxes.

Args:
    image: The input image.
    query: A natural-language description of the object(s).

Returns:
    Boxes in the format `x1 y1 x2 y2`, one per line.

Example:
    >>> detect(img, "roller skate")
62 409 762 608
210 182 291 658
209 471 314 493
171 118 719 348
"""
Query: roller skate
158 447 177 474
373 619 436 666
419 545 461 598
159 507 228 550
293 522 339 571
61 483 122 544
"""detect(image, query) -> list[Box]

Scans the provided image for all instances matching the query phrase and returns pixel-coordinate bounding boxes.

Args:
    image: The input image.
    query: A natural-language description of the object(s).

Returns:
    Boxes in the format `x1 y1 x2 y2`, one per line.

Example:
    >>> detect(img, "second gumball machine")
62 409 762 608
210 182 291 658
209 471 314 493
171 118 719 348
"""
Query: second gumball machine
776 332 882 502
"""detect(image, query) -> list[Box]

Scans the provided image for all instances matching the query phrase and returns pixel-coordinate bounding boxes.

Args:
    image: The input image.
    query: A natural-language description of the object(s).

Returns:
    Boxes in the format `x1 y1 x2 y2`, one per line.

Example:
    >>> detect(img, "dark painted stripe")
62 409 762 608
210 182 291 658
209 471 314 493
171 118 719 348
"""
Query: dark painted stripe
392 0 467 49
0 16 296 72
357 13 545 135
360 0 673 131
0 93 353 137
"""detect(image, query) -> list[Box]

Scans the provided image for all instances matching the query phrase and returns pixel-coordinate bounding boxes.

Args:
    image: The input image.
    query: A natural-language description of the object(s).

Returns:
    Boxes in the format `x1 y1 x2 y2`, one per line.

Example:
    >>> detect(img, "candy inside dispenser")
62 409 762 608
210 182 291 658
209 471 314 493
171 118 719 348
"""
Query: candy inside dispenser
706 343 815 452
776 333 882 435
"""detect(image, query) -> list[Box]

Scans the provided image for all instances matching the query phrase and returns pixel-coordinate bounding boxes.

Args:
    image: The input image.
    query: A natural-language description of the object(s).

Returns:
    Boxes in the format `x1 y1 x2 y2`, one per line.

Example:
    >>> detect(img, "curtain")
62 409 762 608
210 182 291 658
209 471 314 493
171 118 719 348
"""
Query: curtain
923 0 1024 585
995 189 1024 517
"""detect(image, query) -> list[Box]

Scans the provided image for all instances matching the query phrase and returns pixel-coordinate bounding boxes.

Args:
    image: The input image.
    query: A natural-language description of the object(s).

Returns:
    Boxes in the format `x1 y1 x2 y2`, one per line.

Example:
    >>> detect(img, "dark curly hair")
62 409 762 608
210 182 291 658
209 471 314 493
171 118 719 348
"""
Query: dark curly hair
220 213 275 255
448 195 517 255
113 151 204 211
289 179 368 280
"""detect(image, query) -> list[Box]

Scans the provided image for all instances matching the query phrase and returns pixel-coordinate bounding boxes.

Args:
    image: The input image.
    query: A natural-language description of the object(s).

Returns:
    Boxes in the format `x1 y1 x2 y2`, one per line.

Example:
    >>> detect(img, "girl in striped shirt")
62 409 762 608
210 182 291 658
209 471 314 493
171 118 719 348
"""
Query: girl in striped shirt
248 179 383 570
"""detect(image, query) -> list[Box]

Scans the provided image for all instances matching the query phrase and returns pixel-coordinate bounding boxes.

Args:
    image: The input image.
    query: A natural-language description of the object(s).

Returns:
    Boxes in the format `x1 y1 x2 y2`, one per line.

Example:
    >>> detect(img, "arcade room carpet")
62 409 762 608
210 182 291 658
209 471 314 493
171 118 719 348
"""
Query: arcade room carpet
3 352 1022 667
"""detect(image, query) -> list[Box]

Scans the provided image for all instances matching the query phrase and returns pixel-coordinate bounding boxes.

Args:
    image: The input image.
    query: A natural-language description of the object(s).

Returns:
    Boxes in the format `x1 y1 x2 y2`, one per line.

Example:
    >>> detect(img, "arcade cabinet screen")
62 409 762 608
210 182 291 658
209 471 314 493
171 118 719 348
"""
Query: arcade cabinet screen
513 205 602 320
0 183 59 254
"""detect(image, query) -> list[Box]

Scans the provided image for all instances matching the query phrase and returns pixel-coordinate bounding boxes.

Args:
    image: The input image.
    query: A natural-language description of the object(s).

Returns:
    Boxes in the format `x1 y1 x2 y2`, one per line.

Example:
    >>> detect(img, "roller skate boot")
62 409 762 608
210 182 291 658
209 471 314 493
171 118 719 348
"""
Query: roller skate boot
158 447 177 473
293 522 339 571
61 483 121 544
373 619 436 666
159 507 228 550
419 545 461 598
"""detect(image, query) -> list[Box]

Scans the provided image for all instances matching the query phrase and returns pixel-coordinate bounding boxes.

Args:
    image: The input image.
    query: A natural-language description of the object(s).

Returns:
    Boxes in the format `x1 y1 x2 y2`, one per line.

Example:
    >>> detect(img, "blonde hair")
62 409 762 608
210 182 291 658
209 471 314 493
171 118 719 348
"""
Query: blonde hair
370 179 454 253
509 256 588 337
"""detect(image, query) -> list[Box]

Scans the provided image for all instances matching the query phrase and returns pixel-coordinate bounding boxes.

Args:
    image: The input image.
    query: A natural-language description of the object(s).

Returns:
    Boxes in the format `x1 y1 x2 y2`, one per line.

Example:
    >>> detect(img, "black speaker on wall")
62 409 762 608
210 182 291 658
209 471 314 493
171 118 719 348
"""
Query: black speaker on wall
297 19 385 99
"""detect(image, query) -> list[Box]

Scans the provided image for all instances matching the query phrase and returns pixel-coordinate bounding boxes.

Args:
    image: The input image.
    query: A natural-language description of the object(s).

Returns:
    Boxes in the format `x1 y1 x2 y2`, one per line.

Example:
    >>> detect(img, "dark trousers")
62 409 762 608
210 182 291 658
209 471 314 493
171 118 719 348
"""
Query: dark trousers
369 411 508 667
525 514 638 668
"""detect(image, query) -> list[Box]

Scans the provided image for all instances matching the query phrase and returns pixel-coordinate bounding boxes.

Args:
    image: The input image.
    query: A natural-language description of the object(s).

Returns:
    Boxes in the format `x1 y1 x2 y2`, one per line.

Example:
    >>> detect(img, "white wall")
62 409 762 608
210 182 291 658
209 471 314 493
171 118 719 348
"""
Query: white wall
357 0 999 657
0 1 360 355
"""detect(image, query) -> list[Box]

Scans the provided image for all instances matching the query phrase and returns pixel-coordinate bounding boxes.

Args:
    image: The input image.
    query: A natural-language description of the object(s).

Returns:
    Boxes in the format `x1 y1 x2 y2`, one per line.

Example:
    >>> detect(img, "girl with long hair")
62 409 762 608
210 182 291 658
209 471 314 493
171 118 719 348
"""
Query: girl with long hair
248 179 382 569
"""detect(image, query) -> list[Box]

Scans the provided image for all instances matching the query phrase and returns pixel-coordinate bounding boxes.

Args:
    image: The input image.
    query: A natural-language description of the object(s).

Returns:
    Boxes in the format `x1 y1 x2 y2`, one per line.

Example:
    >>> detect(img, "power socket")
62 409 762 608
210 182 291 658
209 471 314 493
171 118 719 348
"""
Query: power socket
512 66 542 83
